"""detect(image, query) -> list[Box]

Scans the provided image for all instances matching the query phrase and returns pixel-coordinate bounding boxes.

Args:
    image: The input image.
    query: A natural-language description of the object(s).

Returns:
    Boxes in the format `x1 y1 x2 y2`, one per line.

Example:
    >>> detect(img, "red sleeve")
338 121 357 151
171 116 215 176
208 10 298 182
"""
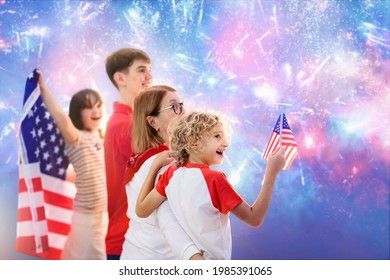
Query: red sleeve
201 169 243 215
155 165 177 197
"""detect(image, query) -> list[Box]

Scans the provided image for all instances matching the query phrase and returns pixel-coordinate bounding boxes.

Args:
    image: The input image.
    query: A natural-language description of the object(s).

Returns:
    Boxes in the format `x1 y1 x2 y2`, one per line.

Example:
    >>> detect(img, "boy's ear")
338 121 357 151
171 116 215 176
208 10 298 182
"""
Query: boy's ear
190 141 201 153
113 72 124 86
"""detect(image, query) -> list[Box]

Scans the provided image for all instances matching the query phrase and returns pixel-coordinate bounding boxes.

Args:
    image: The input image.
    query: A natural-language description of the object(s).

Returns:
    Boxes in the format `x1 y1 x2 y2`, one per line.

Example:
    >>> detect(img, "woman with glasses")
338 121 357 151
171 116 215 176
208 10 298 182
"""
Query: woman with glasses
120 85 203 260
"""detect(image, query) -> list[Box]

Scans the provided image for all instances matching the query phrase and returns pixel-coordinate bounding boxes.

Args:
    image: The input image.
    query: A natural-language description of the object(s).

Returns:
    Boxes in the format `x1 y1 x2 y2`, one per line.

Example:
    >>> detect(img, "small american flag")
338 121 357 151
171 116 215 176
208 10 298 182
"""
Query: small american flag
263 113 298 170
16 69 76 259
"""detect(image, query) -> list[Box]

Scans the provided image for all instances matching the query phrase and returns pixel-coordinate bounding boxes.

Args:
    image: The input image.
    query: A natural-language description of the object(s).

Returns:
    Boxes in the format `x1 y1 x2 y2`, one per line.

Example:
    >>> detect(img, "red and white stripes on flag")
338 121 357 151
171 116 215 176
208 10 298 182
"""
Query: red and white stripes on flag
263 113 298 170
16 70 76 259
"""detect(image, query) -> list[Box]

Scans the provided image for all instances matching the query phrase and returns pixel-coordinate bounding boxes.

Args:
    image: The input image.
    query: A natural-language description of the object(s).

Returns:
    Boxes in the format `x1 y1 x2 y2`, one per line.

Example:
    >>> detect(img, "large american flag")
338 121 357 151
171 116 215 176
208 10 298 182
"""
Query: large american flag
263 113 298 170
16 70 76 259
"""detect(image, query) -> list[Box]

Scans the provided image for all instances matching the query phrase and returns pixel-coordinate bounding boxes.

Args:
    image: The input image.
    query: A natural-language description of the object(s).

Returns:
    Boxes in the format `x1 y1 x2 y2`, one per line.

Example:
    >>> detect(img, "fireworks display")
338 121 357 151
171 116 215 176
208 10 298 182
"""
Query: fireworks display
0 0 389 259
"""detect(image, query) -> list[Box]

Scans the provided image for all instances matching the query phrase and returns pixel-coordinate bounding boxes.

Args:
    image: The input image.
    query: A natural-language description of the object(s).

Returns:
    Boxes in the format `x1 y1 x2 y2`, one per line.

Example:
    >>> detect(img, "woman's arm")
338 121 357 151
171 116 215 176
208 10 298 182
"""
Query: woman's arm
36 70 79 144
231 147 285 227
136 151 172 218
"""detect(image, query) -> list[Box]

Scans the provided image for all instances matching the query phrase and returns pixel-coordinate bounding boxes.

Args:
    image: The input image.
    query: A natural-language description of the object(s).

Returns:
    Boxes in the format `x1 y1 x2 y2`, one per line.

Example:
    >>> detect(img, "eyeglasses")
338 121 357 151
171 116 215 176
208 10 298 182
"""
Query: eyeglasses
156 102 184 115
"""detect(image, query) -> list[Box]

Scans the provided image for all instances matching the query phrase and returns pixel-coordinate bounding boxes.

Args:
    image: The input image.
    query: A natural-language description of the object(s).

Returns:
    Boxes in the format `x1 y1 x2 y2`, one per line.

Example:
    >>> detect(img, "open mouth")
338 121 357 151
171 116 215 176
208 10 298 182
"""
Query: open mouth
91 117 101 121
216 150 224 156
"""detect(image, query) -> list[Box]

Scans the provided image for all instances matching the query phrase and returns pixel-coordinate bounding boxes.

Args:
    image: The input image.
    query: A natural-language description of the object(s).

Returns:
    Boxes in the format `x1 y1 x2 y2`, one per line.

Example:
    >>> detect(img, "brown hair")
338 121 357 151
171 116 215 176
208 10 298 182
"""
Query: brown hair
105 48 151 89
132 85 177 154
68 89 104 138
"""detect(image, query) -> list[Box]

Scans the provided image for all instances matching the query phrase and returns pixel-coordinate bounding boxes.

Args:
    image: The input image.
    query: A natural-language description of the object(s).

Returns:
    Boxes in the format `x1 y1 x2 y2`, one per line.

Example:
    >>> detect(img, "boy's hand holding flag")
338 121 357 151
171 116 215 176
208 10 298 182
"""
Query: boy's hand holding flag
263 112 298 170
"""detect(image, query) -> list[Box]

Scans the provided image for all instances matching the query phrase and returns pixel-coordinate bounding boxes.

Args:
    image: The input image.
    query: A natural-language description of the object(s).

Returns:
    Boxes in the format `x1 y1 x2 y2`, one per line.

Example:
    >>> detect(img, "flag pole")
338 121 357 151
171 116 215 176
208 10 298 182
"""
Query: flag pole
279 106 284 147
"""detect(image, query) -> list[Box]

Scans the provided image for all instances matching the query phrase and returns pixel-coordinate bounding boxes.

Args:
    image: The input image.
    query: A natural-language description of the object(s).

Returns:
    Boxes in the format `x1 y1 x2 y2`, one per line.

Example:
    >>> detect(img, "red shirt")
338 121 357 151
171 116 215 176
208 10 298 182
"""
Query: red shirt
104 102 132 255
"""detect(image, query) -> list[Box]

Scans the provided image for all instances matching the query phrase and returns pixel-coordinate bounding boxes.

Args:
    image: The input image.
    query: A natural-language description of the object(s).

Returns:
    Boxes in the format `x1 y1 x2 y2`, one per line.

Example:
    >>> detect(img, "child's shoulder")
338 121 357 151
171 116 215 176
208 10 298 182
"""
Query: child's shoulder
197 166 227 180
178 163 228 181
198 167 233 191
162 163 179 178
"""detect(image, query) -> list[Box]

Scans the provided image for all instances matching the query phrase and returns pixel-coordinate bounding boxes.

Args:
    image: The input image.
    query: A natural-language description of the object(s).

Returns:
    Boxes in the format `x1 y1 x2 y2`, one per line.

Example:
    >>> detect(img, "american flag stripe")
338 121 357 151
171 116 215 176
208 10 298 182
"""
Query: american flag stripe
284 146 298 170
17 190 44 209
19 177 42 192
17 207 41 221
17 220 48 237
282 131 296 144
17 206 46 222
42 174 76 199
263 113 298 170
15 236 49 254
48 233 68 249
47 220 71 235
44 191 74 209
263 132 279 159
17 189 74 224
44 204 73 224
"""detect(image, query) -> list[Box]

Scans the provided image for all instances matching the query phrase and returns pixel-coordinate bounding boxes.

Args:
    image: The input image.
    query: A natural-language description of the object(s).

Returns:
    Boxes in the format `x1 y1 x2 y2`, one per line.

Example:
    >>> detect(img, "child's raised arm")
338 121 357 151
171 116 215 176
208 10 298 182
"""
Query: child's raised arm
136 151 172 218
36 70 79 144
232 146 286 228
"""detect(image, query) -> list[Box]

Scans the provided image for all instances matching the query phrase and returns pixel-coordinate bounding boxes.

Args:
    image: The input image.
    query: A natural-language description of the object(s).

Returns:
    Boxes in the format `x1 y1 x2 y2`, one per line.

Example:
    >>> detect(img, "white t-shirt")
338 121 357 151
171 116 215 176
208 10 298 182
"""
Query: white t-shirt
156 162 243 260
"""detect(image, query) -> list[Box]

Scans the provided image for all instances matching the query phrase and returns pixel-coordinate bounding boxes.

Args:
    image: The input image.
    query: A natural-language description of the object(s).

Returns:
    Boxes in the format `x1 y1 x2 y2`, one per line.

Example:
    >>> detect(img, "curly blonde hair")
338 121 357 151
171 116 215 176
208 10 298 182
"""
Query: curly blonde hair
170 111 229 166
